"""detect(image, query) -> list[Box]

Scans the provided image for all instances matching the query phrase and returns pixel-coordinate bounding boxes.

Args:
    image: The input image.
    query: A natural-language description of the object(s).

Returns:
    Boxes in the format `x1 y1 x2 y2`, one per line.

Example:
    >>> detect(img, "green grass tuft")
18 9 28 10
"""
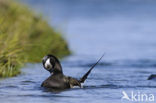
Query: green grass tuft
0 0 71 77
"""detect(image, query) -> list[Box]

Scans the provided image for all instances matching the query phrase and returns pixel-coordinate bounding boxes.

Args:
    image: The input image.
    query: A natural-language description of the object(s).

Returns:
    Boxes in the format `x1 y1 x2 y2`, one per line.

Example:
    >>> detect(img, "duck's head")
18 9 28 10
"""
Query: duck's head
42 55 63 74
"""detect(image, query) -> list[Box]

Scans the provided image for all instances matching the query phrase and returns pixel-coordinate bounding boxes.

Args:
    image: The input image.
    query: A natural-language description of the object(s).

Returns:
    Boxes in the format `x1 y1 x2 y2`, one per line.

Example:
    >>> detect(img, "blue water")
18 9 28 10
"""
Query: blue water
0 0 156 103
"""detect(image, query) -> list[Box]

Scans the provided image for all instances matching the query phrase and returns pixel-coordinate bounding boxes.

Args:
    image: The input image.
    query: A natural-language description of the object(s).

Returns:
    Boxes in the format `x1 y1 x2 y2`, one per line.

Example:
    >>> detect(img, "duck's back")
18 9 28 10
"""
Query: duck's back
41 74 70 89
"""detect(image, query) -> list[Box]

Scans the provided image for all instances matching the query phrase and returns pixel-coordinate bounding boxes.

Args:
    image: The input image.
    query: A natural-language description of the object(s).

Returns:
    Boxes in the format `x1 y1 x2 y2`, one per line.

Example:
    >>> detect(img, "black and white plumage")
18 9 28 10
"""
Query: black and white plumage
41 54 104 89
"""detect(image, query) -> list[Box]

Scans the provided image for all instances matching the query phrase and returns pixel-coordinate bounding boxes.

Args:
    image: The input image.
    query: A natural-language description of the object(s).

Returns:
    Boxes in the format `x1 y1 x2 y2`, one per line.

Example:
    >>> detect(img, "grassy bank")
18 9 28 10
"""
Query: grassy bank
0 0 70 77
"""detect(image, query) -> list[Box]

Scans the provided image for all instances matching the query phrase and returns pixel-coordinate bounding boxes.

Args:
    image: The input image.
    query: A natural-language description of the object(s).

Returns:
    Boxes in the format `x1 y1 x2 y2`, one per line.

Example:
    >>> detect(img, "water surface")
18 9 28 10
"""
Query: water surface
1 0 156 103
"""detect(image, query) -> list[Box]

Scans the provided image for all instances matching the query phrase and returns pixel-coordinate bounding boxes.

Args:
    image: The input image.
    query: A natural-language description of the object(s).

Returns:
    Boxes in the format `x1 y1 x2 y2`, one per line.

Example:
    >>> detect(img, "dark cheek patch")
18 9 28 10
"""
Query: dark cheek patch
50 58 55 68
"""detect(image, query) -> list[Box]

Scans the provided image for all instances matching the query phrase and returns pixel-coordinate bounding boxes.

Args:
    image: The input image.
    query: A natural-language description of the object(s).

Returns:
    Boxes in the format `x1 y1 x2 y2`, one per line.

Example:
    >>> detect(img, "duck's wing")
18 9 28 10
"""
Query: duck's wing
79 54 104 83
68 76 81 88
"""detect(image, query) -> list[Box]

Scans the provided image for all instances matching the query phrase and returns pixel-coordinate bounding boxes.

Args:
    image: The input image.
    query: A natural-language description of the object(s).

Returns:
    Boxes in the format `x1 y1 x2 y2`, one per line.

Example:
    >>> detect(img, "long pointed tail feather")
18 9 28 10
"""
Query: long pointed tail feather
79 54 105 83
